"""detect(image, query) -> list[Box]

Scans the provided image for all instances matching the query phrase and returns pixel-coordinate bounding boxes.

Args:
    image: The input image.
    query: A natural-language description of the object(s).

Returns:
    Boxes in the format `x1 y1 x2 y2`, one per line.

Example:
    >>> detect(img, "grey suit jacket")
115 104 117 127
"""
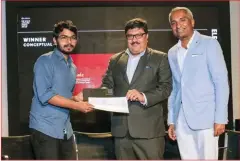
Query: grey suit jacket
102 48 172 139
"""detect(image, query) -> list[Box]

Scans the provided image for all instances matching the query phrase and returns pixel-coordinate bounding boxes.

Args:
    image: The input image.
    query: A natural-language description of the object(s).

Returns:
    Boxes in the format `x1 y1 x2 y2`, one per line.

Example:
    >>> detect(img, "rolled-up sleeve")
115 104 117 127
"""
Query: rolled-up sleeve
33 57 57 105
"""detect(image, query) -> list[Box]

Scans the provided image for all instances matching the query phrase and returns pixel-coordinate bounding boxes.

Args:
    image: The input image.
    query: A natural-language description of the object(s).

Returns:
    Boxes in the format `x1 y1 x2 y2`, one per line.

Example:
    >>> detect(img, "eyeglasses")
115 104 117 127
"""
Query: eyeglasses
126 33 146 40
58 35 77 42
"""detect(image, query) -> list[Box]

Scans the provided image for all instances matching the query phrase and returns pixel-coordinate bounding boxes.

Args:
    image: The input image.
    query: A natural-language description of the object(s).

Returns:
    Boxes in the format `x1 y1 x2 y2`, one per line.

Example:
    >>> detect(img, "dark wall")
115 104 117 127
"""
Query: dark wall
6 1 232 136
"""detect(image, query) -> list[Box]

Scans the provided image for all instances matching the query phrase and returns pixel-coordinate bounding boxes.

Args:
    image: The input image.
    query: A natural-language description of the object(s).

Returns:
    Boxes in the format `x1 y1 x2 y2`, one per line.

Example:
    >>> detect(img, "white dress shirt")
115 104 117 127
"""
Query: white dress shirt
177 31 196 73
126 49 147 105
126 49 145 83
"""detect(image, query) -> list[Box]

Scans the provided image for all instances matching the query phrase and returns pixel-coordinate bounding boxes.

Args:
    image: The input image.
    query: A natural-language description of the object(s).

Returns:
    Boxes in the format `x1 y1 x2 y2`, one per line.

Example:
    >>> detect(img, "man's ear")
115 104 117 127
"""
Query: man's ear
191 19 195 28
53 37 57 46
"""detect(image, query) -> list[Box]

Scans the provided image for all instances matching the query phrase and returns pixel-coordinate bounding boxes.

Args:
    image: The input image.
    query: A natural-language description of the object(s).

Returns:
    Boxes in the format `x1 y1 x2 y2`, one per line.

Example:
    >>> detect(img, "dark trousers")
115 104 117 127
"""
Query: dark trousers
30 128 76 160
114 132 165 160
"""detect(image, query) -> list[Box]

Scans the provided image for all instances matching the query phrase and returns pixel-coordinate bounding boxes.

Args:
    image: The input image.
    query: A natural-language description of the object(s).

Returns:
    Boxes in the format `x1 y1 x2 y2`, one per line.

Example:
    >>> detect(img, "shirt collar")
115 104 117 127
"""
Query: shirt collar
54 48 73 64
177 30 196 49
125 48 146 58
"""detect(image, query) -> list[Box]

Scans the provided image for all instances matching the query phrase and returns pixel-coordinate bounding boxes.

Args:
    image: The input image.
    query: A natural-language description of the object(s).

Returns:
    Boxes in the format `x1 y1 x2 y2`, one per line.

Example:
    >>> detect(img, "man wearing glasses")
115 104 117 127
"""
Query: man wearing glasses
29 20 94 159
102 18 172 159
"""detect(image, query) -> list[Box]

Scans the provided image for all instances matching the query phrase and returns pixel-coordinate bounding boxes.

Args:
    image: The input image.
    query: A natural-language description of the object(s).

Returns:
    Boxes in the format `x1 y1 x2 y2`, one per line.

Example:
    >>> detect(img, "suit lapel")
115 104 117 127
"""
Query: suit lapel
169 45 181 81
172 48 181 79
181 31 201 80
118 52 129 84
130 49 149 86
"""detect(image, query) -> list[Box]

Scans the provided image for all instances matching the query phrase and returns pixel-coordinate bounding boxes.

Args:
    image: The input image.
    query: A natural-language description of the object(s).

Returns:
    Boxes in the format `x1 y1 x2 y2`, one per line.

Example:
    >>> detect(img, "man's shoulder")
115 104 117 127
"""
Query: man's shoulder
35 51 55 65
148 48 167 59
39 50 54 59
148 48 166 55
110 50 126 60
199 33 214 41
168 44 178 54
196 31 219 44
192 33 221 52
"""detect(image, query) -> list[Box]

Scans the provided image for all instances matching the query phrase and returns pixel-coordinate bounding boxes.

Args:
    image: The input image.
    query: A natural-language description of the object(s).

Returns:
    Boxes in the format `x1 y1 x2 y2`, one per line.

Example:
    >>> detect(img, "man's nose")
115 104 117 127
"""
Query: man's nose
67 37 73 43
176 22 182 28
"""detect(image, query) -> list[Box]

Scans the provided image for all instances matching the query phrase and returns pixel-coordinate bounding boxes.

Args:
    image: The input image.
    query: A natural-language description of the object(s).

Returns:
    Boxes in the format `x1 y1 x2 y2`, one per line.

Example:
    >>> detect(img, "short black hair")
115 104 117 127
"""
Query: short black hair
53 20 78 38
124 18 148 34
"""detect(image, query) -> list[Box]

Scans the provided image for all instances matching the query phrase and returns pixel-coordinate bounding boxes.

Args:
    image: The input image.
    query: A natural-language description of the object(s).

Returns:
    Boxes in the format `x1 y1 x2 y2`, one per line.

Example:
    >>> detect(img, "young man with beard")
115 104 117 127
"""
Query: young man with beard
167 7 229 159
101 18 172 159
29 20 94 160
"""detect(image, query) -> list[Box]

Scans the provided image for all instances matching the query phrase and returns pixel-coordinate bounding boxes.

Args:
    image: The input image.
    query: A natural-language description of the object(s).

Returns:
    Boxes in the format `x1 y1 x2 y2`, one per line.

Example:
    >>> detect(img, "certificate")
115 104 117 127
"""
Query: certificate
88 97 129 113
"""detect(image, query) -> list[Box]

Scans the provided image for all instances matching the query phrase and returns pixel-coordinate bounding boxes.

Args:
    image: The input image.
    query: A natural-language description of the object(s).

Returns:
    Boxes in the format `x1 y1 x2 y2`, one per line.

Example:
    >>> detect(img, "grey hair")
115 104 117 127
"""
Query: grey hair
169 7 194 23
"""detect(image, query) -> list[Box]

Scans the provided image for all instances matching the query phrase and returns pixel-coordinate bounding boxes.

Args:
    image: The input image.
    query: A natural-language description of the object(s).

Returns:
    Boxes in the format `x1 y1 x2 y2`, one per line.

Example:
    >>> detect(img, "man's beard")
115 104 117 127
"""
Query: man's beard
56 44 75 55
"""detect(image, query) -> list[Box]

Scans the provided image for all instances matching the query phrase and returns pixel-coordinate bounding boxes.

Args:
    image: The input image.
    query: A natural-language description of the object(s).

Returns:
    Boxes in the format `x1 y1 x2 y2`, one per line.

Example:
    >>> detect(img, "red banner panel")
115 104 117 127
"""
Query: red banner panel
71 54 113 95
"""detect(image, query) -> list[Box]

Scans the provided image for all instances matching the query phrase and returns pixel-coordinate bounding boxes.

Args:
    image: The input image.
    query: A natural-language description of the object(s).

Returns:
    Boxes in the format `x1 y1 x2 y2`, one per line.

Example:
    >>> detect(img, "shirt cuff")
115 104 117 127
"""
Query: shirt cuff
39 89 57 106
140 92 148 106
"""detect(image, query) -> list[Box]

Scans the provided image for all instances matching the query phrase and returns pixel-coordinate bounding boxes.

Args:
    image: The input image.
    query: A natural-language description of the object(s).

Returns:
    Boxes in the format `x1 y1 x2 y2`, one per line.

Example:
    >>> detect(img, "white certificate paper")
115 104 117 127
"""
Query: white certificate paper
88 97 129 113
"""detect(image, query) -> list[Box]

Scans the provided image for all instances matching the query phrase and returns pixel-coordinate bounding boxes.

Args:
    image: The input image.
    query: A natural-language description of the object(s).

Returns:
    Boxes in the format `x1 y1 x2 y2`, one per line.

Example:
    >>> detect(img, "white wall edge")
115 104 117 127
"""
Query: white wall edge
1 0 9 136
230 1 240 120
